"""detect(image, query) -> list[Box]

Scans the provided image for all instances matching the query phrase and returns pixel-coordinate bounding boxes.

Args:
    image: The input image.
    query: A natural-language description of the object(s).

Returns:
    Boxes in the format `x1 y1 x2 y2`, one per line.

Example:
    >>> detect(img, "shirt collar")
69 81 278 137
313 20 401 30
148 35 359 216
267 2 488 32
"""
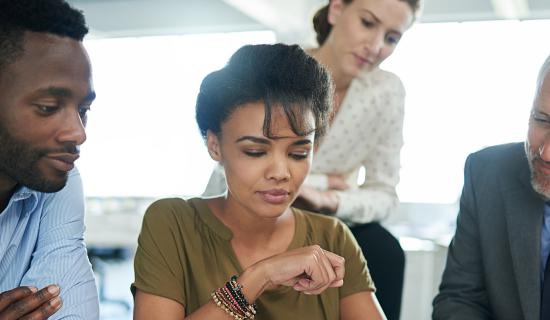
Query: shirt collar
12 184 40 200
4 185 40 214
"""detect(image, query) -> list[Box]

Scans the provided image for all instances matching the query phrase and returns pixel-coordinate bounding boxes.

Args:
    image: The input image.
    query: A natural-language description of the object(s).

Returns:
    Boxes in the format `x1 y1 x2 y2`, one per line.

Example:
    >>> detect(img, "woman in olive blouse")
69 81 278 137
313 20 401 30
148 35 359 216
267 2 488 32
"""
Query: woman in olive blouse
132 43 385 320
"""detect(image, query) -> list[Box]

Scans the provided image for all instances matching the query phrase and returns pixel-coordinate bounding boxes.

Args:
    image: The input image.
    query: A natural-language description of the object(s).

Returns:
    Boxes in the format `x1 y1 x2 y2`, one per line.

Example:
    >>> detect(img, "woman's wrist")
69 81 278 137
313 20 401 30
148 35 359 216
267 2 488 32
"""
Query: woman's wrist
238 262 271 303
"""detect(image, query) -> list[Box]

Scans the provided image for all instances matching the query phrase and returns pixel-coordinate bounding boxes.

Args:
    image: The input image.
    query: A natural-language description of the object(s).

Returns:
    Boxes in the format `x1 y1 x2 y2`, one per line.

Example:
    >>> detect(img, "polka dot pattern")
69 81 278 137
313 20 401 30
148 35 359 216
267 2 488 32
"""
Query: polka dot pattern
306 68 406 224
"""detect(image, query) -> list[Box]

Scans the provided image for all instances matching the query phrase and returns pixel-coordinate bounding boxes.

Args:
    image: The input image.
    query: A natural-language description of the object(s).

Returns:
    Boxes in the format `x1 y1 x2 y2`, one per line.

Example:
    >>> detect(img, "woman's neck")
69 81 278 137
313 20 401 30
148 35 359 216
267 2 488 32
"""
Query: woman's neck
207 196 295 269
207 196 294 245
308 45 353 94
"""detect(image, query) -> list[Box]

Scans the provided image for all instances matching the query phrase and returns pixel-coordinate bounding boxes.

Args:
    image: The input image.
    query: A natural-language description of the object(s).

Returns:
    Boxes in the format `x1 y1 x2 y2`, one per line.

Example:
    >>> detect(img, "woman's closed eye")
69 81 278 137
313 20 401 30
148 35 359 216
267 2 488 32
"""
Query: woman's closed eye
244 150 266 157
385 33 401 46
289 150 310 160
360 18 374 28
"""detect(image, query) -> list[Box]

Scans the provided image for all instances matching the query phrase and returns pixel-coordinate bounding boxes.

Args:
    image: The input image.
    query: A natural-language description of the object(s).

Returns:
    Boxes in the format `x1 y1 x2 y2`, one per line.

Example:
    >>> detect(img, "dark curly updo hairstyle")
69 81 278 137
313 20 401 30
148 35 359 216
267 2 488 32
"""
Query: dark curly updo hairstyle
0 0 88 74
196 43 333 142
313 0 421 45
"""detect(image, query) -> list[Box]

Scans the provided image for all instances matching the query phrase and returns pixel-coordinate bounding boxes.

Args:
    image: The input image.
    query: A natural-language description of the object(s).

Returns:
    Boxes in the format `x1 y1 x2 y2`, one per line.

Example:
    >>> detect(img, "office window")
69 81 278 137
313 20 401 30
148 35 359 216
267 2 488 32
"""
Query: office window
80 20 550 204
382 19 550 203
79 31 276 197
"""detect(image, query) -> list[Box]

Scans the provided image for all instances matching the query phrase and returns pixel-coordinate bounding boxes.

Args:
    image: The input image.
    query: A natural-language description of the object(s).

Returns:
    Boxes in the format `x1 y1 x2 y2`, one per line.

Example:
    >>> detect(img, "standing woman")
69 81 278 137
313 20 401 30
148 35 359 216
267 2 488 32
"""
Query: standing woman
295 0 420 319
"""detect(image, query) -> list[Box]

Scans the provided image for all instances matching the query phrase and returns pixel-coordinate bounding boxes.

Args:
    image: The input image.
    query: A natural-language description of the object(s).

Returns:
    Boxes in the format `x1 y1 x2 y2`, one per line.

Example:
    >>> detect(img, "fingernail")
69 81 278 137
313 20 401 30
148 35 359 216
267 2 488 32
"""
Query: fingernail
48 285 59 294
50 297 61 307
29 286 38 293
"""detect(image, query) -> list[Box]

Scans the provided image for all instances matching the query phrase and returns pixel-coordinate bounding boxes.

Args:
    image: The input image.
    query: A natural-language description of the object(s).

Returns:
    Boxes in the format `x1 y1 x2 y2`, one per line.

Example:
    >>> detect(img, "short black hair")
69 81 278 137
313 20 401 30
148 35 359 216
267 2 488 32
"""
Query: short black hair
0 0 88 73
196 43 333 142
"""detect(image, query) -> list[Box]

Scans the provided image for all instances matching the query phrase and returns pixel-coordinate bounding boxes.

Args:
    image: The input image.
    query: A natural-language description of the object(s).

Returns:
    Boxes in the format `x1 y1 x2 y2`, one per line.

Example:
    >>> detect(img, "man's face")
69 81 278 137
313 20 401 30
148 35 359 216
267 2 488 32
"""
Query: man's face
527 67 550 199
0 32 95 192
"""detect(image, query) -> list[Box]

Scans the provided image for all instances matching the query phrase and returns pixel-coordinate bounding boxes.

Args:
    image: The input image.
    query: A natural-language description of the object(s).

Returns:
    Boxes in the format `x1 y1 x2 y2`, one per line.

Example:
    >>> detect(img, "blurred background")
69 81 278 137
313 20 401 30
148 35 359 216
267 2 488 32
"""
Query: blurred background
66 0 550 318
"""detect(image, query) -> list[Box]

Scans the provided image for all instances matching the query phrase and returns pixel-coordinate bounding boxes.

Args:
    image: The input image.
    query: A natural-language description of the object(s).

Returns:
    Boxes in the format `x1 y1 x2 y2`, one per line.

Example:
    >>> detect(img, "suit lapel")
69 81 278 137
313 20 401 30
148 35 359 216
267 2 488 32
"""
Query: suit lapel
503 164 544 320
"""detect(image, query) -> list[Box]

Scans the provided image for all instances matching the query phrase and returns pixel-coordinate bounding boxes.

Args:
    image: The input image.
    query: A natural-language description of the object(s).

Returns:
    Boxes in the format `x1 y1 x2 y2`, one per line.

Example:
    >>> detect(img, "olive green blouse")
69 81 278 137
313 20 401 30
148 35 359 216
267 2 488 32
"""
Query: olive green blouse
132 198 375 319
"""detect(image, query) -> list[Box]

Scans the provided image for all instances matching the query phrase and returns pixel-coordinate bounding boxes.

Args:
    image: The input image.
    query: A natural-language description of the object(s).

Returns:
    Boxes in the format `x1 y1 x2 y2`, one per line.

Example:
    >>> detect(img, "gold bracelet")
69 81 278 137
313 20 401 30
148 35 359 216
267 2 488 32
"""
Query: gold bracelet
211 291 245 320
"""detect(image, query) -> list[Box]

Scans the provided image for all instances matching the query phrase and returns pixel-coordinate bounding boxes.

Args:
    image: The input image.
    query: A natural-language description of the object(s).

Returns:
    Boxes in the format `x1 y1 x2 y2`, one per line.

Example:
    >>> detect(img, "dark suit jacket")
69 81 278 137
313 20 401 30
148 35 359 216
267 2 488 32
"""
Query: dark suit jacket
433 142 545 320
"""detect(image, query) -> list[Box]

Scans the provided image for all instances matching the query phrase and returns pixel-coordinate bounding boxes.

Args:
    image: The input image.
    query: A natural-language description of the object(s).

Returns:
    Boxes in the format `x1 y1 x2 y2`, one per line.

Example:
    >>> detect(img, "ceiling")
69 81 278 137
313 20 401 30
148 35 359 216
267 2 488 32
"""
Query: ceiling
68 0 550 44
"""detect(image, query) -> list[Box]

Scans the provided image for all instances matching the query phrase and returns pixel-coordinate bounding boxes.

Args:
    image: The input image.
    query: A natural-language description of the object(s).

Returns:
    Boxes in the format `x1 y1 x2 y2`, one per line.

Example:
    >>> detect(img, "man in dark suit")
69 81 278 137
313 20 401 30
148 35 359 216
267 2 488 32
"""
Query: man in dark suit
433 54 550 320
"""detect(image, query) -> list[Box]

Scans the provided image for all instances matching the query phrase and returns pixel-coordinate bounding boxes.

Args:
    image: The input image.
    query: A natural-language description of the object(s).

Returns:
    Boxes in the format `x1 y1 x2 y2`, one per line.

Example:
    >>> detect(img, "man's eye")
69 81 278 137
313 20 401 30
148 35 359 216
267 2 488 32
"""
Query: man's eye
35 105 59 114
79 106 90 118
533 113 550 124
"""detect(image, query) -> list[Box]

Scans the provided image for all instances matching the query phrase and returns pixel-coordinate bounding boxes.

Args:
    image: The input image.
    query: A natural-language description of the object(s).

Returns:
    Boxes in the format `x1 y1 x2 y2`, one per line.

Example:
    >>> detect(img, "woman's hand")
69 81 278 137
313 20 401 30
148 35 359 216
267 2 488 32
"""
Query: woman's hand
328 174 349 191
293 186 339 214
239 245 345 300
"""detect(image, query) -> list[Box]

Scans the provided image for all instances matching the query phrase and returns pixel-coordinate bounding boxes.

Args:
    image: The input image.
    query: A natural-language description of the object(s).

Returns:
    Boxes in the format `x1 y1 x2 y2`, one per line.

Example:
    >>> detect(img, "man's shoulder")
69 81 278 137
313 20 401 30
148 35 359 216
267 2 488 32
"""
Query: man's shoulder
472 142 524 158
465 142 529 192
469 142 525 169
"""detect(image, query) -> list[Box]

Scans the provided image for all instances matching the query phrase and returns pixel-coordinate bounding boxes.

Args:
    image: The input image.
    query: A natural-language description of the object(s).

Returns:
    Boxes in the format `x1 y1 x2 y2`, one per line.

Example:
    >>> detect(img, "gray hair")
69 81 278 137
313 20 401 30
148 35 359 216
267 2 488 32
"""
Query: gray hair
535 55 550 100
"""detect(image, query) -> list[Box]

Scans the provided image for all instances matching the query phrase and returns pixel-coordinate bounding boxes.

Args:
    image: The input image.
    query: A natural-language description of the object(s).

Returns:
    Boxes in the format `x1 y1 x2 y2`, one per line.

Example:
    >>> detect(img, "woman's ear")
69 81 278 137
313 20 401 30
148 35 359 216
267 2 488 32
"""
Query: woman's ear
206 130 222 162
328 0 345 26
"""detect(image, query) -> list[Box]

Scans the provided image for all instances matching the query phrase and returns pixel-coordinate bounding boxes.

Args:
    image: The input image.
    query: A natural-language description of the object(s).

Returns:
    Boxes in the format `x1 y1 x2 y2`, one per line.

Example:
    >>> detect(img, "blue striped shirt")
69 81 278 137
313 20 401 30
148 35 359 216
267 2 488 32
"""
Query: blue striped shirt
0 169 99 319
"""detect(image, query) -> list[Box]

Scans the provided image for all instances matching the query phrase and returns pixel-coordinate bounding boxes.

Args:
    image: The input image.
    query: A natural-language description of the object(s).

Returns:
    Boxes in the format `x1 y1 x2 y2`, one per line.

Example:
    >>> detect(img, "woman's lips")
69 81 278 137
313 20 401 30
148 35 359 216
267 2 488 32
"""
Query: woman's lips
353 53 372 67
257 189 290 205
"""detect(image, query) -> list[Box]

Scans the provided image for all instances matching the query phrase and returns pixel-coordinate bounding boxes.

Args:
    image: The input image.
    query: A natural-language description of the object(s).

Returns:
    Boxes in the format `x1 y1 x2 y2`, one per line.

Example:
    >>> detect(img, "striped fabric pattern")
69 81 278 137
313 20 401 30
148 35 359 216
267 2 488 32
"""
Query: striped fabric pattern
0 169 99 319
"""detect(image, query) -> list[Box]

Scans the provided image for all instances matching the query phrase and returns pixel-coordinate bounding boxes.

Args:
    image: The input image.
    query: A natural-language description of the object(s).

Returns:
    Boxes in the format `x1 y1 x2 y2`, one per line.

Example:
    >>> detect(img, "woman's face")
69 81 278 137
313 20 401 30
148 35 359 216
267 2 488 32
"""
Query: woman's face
207 101 315 219
326 0 414 76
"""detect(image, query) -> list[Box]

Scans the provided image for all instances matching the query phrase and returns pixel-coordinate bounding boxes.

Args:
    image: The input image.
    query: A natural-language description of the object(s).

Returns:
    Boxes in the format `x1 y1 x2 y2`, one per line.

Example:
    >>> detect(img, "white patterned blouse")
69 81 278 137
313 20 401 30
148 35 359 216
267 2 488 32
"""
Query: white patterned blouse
305 67 405 224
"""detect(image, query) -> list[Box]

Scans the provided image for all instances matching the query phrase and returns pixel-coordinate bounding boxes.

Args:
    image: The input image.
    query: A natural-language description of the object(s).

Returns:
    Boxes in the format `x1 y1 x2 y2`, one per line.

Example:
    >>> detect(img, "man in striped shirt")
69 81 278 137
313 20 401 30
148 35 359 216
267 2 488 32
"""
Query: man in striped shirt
0 0 99 319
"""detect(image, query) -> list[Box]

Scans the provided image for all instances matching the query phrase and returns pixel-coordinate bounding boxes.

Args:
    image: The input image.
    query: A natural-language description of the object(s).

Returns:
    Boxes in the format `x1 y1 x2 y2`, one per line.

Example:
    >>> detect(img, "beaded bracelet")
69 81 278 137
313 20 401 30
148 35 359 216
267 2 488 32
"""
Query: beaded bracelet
211 275 257 319
211 291 245 320
219 287 251 318
230 275 258 313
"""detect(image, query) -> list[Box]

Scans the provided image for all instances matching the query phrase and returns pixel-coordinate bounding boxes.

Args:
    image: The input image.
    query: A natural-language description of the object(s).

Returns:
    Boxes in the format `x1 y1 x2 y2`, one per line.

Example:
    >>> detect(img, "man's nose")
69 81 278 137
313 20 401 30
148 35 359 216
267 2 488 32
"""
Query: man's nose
57 109 87 146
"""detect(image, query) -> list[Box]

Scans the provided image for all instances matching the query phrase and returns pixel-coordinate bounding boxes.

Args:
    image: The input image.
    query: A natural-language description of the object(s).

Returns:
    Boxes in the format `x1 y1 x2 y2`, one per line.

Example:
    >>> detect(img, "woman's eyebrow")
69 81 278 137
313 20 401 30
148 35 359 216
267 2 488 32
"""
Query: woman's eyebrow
235 136 270 144
292 139 312 146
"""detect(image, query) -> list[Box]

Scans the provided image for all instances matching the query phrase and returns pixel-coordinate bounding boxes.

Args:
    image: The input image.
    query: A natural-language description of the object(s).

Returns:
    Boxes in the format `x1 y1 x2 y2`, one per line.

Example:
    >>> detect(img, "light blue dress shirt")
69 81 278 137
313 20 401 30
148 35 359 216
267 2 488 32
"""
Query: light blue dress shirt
0 169 99 319
541 203 550 284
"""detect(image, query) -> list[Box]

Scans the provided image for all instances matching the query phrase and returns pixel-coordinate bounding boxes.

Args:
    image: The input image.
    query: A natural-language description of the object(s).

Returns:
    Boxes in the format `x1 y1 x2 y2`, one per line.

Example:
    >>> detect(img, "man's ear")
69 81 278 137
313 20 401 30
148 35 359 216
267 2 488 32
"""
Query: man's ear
328 0 345 26
206 130 222 162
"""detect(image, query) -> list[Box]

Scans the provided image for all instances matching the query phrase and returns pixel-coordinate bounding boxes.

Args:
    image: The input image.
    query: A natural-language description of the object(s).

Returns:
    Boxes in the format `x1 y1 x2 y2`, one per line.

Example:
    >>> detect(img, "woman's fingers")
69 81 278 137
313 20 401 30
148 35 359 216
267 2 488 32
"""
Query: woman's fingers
313 249 338 293
324 249 346 282
292 247 345 294
261 245 346 295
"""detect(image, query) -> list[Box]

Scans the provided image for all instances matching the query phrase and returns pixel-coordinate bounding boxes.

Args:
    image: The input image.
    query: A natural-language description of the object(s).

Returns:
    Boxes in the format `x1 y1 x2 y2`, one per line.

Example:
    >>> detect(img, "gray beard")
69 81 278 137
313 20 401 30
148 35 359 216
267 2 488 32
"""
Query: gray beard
526 144 550 201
